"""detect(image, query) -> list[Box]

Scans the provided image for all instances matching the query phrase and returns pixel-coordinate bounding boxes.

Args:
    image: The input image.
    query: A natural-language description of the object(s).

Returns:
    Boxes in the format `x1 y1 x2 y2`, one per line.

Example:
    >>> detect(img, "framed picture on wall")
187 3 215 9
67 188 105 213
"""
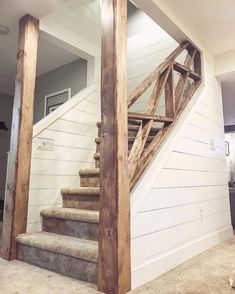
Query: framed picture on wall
225 141 230 156
44 88 71 117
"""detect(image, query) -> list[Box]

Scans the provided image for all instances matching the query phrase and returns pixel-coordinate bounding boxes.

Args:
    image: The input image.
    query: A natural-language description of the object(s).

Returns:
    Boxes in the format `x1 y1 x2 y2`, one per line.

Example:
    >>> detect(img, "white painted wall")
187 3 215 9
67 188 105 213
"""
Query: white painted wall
130 3 232 289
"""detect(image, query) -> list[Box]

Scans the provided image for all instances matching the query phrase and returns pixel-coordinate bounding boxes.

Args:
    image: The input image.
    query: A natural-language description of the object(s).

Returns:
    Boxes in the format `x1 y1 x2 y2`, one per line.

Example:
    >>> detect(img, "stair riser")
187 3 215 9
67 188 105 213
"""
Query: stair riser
42 217 99 241
80 175 100 188
17 243 97 284
63 194 99 211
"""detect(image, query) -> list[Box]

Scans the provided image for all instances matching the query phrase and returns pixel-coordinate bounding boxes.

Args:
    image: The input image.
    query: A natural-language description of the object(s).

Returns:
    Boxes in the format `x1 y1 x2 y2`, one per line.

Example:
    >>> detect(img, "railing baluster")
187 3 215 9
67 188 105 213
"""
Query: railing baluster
128 41 202 190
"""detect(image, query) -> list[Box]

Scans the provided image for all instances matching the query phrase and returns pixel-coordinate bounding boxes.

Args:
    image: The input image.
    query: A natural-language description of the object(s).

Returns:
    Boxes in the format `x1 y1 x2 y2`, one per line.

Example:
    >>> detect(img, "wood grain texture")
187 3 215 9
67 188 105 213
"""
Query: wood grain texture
128 41 202 191
165 65 175 117
0 15 39 260
128 112 174 122
98 0 131 293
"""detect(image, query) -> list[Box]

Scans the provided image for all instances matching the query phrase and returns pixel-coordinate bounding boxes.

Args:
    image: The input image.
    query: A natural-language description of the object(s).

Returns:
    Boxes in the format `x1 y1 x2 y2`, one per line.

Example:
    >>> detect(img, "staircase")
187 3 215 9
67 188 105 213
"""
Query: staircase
16 119 159 284
16 40 202 287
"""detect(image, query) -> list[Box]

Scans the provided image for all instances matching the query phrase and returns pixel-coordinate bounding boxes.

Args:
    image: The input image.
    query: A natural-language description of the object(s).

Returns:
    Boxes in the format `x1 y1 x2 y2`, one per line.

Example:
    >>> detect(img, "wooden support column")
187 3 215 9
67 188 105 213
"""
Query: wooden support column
98 0 131 294
0 15 39 260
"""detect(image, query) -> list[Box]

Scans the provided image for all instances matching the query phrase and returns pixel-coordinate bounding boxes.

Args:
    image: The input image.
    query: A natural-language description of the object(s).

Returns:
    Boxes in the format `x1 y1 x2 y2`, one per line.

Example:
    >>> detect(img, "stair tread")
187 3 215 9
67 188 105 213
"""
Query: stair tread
95 136 154 144
17 232 98 263
79 168 100 175
61 187 100 195
41 208 99 223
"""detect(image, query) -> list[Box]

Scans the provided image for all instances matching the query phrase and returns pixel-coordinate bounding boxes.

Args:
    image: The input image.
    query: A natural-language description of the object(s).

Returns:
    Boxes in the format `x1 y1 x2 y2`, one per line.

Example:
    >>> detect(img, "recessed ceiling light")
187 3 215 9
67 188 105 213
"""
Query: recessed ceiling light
0 25 10 35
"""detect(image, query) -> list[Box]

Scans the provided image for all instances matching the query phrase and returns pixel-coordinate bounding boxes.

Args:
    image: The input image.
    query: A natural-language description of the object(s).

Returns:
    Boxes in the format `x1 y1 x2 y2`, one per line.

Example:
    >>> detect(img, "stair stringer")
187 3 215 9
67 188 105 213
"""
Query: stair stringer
130 77 233 288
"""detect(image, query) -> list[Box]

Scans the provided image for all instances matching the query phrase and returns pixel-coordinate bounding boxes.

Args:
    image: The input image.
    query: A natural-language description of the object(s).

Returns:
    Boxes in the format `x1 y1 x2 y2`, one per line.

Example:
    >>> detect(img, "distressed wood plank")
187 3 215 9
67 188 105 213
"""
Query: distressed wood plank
0 14 39 260
175 72 189 111
146 67 171 115
131 79 202 190
165 65 175 117
98 1 131 293
184 47 197 70
173 62 201 80
128 112 174 122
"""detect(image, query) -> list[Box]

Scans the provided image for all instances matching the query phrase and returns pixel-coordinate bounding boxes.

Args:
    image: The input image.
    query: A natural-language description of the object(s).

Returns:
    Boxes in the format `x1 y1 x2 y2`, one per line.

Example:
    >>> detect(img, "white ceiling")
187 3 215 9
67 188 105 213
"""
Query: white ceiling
0 0 79 95
155 0 235 55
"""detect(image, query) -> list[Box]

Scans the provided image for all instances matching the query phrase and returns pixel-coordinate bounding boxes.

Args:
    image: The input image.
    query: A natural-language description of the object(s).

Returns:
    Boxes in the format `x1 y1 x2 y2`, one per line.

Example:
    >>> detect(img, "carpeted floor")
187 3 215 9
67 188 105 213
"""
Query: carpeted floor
0 238 235 293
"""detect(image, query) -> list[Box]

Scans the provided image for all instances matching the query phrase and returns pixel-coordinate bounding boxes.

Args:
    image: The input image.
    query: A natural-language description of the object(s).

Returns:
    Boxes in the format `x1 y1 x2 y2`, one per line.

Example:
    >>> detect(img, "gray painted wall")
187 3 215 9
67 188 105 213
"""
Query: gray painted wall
0 92 13 200
128 2 156 37
34 58 87 123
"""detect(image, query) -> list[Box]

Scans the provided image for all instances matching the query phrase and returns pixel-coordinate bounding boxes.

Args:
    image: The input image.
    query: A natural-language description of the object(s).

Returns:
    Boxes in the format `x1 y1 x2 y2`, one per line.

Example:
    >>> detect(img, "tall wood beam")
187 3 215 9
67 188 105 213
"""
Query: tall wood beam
0 14 39 260
98 0 131 293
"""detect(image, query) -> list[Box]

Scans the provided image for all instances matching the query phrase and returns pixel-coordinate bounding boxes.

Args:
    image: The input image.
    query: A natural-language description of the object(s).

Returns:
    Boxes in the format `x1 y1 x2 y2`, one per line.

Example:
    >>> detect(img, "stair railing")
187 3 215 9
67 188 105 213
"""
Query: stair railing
128 40 202 190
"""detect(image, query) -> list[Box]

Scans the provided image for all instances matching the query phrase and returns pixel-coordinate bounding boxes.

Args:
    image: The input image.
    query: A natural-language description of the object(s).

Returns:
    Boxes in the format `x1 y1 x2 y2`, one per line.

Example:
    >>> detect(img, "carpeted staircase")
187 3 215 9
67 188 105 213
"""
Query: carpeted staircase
16 120 159 284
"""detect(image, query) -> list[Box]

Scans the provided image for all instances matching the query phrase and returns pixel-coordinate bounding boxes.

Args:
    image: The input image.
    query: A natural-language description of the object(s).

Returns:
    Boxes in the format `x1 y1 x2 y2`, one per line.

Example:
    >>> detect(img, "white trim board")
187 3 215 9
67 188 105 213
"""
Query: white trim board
131 226 233 289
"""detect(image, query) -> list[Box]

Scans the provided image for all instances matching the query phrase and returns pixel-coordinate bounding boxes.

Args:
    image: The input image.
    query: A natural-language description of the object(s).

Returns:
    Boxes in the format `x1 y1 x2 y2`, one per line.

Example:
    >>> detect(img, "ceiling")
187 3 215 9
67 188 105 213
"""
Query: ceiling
155 0 235 55
0 0 78 95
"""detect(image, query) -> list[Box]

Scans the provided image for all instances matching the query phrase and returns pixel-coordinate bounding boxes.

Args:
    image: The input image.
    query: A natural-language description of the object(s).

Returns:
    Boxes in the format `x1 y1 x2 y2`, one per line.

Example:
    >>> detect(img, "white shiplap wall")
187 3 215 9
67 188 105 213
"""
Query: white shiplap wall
127 25 178 115
27 0 101 232
28 86 100 232
130 28 232 288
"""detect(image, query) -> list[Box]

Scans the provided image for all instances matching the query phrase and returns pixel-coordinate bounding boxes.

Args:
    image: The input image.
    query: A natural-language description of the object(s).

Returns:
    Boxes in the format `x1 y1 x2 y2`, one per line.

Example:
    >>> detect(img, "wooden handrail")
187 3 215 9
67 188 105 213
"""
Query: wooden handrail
128 40 202 190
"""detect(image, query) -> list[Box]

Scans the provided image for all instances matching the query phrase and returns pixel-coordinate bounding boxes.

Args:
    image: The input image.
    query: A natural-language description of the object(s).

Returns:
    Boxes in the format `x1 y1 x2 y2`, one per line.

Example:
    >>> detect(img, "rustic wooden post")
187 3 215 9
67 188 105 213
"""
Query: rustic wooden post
98 0 131 293
0 14 39 260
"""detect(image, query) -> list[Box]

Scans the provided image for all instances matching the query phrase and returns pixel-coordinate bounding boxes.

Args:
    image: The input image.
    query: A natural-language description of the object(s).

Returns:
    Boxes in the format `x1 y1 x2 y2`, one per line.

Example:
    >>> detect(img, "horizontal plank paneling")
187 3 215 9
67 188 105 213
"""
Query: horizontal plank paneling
179 124 225 149
173 137 225 159
31 159 93 176
48 118 97 138
154 169 227 188
165 151 227 172
30 175 80 190
32 143 95 161
133 197 230 238
28 189 62 206
132 211 231 268
141 185 228 212
63 108 98 125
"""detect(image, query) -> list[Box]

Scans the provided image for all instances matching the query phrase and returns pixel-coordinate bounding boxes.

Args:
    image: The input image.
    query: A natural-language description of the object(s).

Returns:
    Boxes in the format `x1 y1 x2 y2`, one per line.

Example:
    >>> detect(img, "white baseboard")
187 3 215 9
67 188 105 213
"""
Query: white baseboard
131 226 233 289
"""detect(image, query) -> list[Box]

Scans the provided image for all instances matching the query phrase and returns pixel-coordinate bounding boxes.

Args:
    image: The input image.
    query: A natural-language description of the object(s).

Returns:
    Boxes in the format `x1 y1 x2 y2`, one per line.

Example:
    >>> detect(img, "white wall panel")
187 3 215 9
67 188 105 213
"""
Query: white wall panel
130 21 232 289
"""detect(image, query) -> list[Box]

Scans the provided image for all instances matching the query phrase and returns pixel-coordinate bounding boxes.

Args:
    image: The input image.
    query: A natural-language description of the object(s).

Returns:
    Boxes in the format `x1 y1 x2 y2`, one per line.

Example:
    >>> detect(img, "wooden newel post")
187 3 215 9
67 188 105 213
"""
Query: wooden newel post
98 0 131 293
0 14 39 260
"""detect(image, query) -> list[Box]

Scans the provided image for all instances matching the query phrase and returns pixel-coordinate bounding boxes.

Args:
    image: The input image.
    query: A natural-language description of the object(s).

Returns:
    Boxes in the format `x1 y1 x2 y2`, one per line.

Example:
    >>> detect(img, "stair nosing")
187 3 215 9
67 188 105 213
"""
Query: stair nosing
41 208 99 224
79 168 100 176
17 232 98 263
61 187 100 196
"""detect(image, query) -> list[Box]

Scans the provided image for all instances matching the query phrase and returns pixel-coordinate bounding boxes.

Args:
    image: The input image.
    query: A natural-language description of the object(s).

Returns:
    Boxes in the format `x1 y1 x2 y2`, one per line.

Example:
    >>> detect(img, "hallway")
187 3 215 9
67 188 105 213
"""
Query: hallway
0 237 235 293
